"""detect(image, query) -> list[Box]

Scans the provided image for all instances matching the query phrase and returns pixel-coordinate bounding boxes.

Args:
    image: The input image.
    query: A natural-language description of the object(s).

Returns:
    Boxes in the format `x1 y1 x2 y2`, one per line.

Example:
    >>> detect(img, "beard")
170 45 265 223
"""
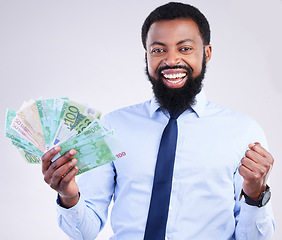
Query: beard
145 54 207 115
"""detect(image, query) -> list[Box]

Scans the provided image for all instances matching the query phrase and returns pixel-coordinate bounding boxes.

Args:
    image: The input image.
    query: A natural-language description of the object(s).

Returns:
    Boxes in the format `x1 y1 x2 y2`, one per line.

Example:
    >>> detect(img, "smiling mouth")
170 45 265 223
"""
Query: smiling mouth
162 72 187 83
160 69 188 88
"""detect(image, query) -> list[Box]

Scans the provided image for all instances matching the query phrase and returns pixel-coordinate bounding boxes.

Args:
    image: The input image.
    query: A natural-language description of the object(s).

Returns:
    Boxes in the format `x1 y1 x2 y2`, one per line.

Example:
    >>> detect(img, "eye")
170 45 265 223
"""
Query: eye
151 48 166 56
179 46 193 53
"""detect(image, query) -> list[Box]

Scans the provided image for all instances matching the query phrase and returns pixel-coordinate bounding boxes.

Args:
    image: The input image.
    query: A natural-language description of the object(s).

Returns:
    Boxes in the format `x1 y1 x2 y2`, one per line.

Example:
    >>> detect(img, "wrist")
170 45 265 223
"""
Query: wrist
244 185 267 200
58 192 80 209
240 185 271 208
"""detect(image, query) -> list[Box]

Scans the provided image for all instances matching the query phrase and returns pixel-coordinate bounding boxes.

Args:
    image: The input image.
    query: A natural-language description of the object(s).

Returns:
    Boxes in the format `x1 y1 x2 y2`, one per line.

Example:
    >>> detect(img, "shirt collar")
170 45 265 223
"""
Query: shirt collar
149 89 207 118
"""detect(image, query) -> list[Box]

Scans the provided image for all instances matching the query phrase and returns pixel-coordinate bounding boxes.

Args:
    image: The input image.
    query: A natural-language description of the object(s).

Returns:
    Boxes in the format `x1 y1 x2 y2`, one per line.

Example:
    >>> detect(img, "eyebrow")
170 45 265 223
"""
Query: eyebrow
177 39 195 45
150 39 195 48
150 41 166 47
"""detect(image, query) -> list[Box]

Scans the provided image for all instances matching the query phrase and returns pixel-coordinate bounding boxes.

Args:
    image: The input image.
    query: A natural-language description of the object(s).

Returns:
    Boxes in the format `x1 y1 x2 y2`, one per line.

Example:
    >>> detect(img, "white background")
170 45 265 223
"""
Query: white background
0 0 281 239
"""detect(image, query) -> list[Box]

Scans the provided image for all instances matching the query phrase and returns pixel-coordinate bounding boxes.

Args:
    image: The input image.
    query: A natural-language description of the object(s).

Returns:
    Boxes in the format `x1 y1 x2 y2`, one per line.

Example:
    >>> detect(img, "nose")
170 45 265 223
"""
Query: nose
164 50 181 67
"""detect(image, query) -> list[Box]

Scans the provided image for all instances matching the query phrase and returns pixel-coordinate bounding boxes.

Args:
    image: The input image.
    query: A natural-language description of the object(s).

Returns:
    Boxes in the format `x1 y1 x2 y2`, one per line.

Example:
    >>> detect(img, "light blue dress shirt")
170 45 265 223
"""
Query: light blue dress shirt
57 90 274 240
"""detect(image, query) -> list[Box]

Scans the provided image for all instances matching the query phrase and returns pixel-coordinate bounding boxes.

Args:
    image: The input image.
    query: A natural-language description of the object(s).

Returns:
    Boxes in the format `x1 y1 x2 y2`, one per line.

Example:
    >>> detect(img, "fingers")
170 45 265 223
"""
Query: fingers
241 144 272 176
42 146 61 174
41 147 80 204
240 156 267 179
248 142 274 165
48 158 78 190
43 149 77 186
245 143 274 170
238 164 258 185
239 142 274 199
60 165 79 187
245 148 264 165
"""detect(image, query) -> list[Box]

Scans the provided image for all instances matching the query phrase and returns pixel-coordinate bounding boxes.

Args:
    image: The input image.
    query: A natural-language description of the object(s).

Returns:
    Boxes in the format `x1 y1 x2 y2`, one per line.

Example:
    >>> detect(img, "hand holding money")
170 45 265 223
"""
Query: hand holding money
42 146 80 208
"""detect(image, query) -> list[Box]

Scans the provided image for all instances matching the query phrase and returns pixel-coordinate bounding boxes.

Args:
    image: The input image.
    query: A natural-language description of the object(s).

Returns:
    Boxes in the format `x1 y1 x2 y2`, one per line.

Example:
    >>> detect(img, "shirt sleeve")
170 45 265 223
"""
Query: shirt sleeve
234 170 275 240
235 200 275 239
233 120 275 239
56 162 116 240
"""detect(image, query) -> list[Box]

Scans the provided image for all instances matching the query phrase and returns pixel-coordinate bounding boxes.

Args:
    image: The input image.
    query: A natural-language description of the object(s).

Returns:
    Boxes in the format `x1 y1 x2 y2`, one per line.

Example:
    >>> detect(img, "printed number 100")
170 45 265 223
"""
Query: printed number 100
116 152 126 158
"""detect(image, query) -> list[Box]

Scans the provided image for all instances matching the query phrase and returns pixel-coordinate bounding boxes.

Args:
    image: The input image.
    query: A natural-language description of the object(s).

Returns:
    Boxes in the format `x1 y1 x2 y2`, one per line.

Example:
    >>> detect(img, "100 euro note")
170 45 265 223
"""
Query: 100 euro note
51 119 108 162
52 100 102 147
18 149 41 164
36 97 69 150
52 122 126 175
58 113 98 144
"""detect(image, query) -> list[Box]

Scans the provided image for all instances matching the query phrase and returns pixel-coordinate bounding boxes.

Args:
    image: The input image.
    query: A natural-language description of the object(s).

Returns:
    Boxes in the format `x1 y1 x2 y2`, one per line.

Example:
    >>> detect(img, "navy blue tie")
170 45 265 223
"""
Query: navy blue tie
144 112 181 240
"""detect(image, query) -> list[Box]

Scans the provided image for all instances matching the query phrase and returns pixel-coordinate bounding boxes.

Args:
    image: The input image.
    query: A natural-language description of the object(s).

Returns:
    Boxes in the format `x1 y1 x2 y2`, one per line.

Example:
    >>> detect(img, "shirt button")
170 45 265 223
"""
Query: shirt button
67 214 73 218
169 206 172 211
172 177 175 183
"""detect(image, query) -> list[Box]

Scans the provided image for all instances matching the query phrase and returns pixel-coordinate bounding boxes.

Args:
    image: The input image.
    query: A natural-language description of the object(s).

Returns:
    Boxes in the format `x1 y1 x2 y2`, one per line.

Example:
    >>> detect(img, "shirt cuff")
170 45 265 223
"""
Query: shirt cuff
56 193 85 229
239 201 274 236
240 201 270 218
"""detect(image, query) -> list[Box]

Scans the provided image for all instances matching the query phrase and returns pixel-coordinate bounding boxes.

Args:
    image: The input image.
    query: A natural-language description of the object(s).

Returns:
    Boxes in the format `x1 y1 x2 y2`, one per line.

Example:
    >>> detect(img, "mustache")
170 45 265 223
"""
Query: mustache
156 65 193 77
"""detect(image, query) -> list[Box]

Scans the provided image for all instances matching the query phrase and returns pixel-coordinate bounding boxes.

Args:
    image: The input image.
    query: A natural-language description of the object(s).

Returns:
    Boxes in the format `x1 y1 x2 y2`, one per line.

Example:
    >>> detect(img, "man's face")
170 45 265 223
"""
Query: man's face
145 19 212 114
146 19 211 89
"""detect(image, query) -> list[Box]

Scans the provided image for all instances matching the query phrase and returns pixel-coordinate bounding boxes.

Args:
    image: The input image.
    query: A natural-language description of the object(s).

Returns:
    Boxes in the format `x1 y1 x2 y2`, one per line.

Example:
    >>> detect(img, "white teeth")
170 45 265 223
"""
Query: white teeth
163 73 186 80
166 78 183 84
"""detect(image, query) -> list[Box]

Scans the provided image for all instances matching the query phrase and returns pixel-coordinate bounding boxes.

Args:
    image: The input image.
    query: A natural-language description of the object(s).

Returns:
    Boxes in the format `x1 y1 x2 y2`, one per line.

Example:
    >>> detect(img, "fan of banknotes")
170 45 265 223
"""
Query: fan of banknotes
5 97 126 175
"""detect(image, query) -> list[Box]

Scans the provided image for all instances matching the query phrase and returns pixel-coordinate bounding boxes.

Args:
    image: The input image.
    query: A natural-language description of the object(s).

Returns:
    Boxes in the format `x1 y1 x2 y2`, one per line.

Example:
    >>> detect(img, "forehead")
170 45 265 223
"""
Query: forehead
146 19 203 46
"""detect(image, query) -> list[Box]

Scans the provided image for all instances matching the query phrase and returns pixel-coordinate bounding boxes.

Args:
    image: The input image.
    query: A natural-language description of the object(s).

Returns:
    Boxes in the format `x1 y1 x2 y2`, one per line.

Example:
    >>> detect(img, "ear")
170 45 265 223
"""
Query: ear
145 51 148 63
204 44 212 63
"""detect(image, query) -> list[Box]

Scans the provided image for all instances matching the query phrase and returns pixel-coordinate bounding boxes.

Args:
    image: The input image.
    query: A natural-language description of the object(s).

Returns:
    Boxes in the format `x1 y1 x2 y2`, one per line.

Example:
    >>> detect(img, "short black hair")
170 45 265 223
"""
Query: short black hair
141 2 211 49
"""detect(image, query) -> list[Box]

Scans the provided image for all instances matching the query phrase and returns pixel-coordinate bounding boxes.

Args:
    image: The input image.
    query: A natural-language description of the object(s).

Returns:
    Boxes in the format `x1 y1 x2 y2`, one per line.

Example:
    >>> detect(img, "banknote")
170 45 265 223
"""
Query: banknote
52 97 69 141
36 97 69 150
58 114 93 144
16 100 46 151
11 115 43 151
5 97 124 175
18 149 41 164
6 109 44 157
51 120 108 161
52 100 102 146
53 130 126 175
10 139 44 157
36 98 54 149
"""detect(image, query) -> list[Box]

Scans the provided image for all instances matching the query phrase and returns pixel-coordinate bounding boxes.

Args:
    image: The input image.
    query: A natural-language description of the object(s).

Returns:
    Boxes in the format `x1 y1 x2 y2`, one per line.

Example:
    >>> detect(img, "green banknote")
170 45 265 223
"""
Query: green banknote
54 130 126 175
5 97 125 175
52 100 102 146
58 113 98 144
36 97 69 150
11 139 44 157
52 97 69 140
18 149 41 164
36 98 54 149
52 120 108 161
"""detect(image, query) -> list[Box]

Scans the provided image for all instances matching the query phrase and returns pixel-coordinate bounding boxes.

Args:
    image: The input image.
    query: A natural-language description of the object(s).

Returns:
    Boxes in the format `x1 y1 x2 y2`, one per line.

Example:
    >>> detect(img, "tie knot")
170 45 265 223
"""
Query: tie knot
169 111 182 120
